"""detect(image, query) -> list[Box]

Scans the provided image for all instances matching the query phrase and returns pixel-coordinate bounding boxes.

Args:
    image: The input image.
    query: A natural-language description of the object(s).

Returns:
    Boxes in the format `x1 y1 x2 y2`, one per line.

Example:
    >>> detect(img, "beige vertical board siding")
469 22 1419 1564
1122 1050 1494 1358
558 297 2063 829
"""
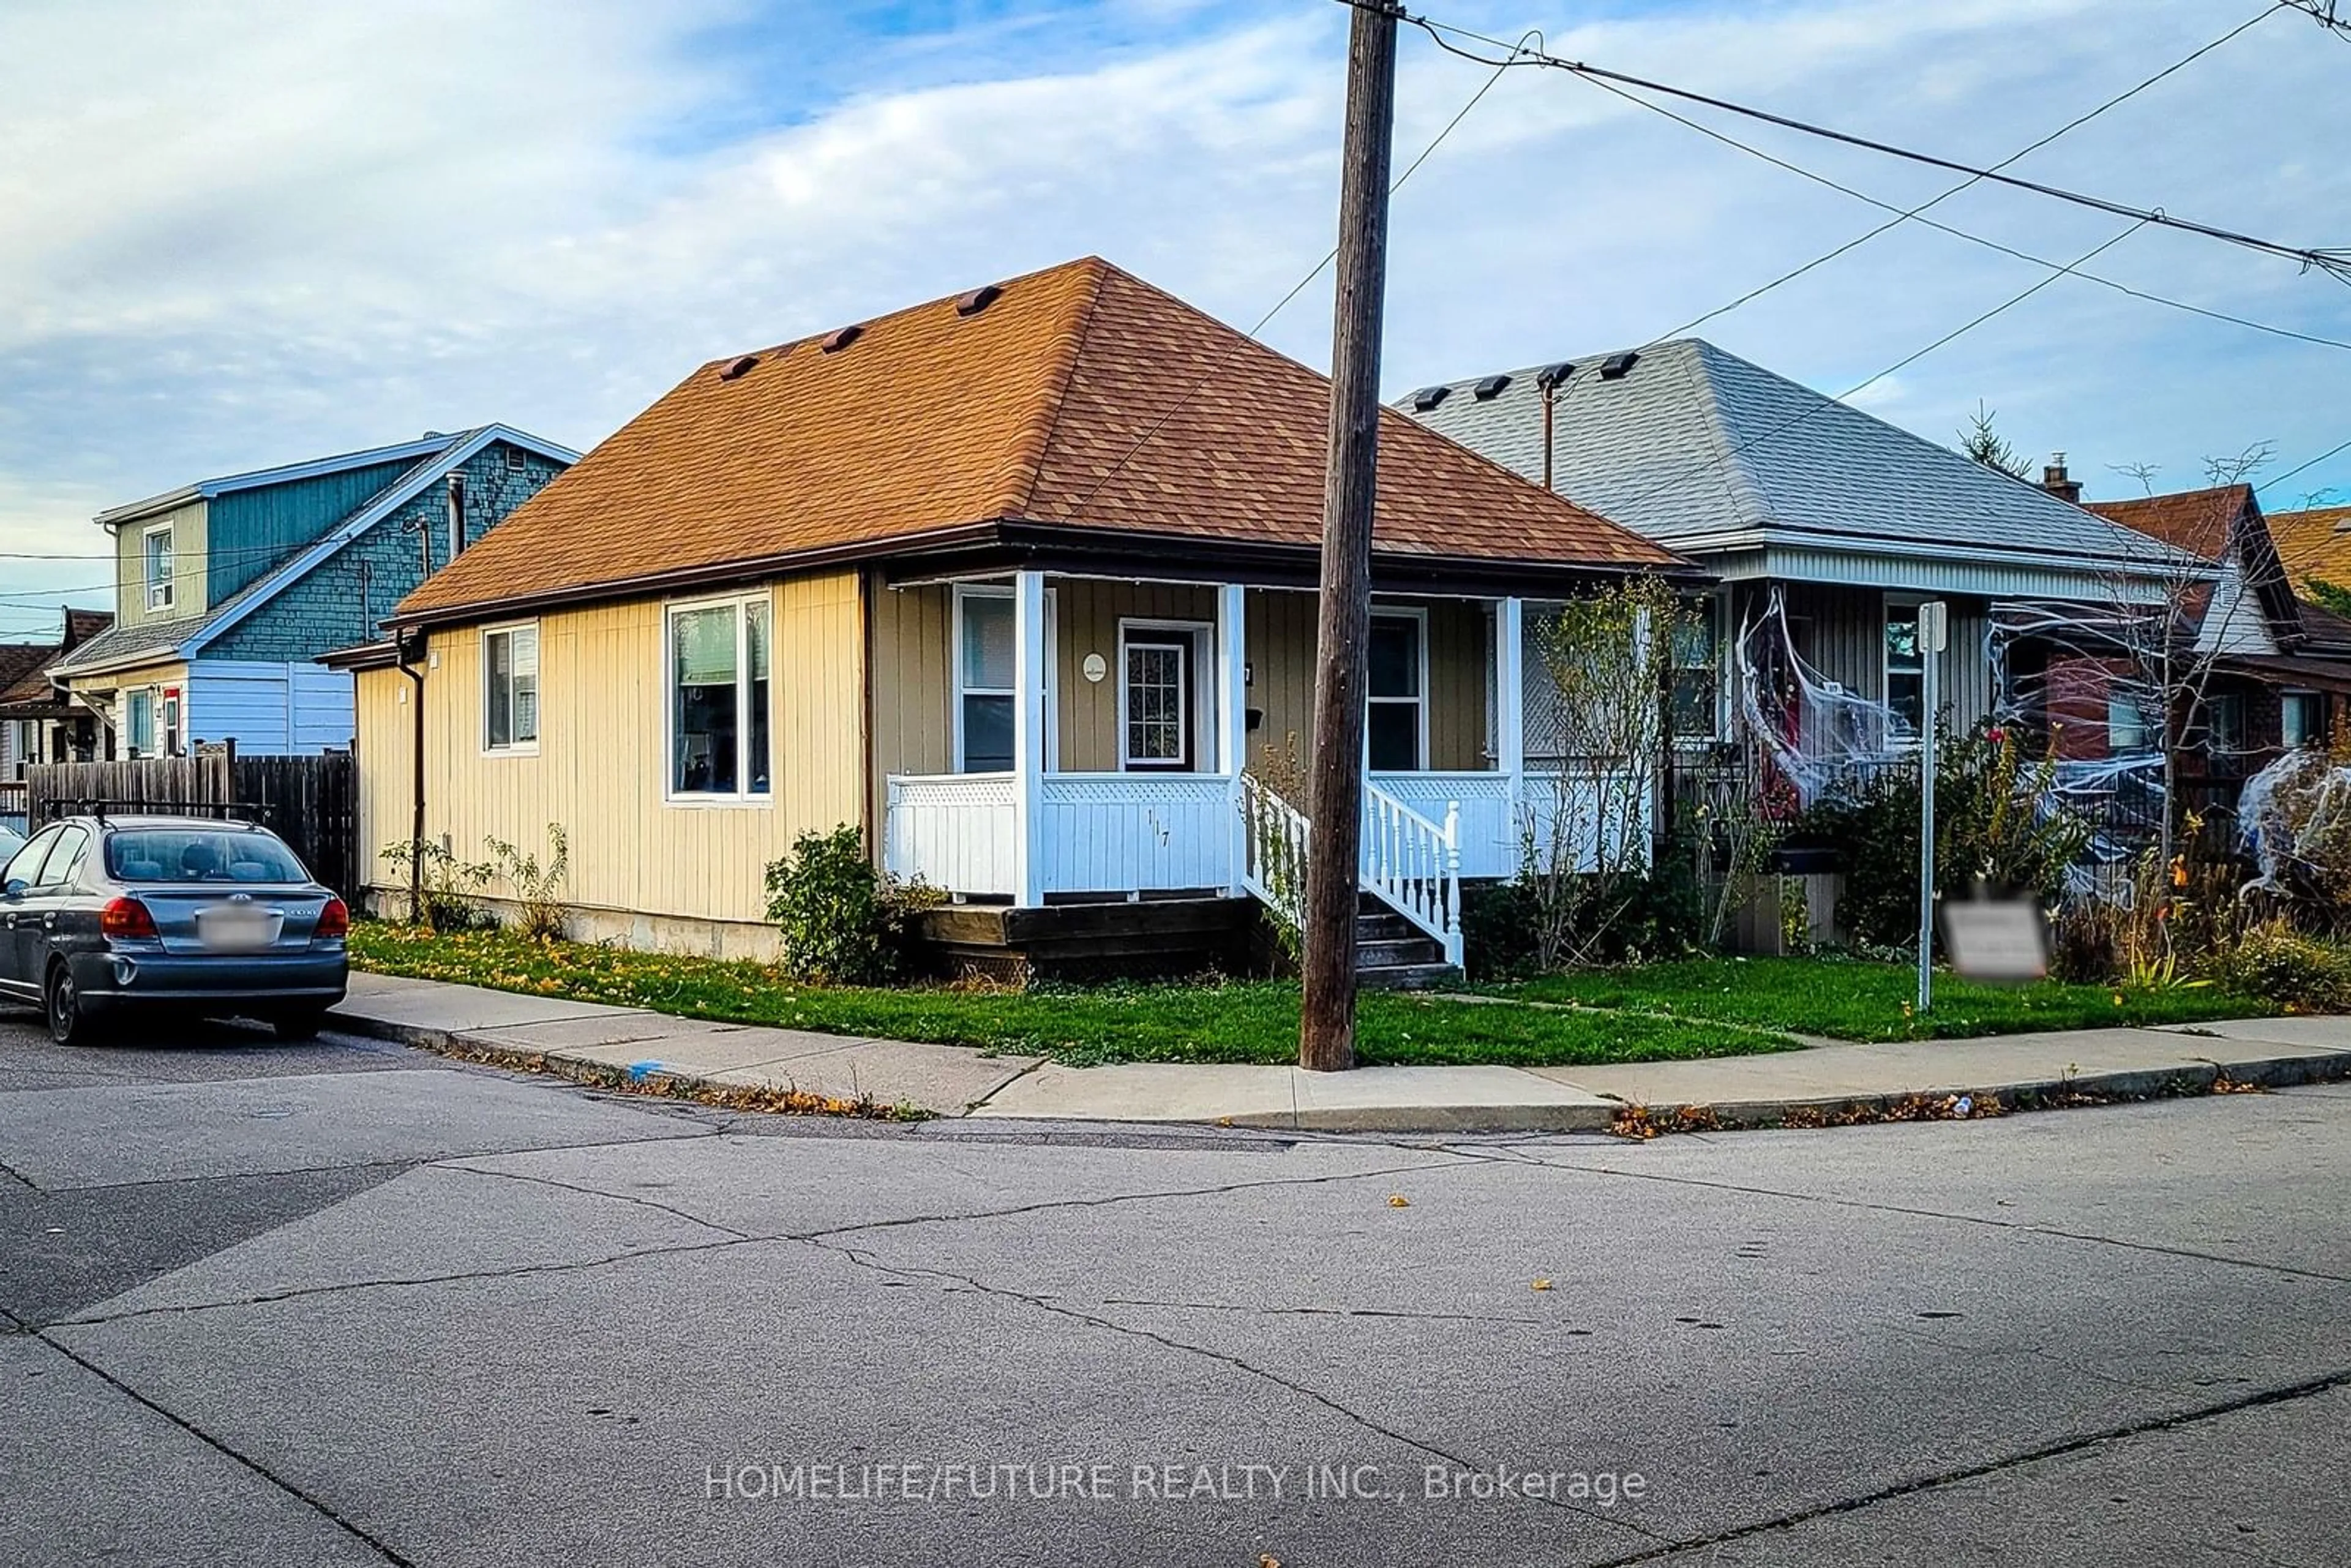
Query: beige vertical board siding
1240 588 1491 773
1054 579 1216 771
776 572 866 833
1421 598 1491 770
868 580 952 833
354 666 415 892
377 569 864 928
1244 588 1316 768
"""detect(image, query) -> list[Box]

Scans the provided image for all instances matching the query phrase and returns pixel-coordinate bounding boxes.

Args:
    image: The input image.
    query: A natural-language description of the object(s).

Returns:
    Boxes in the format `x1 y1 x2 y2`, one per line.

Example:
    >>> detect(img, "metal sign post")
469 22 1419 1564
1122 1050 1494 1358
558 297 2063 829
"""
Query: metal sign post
1916 601 1947 1015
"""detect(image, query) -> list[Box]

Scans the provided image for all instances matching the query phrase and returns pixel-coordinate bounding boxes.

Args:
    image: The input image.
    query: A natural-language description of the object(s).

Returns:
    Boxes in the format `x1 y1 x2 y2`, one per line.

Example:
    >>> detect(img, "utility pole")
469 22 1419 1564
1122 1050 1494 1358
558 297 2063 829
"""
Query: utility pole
1300 0 1399 1073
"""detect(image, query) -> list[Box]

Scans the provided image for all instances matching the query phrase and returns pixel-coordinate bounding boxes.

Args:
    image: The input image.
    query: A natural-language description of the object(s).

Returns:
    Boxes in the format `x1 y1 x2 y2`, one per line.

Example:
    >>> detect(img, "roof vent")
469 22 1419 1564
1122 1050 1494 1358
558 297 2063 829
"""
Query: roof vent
820 324 863 354
1409 385 1451 413
1472 373 1512 402
718 355 759 381
1534 362 1575 391
955 284 1003 317
1599 351 1640 380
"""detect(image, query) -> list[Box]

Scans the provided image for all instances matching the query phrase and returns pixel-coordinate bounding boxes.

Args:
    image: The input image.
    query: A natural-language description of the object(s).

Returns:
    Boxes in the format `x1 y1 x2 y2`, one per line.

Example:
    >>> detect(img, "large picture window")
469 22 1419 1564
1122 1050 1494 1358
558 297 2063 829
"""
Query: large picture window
1367 611 1425 771
484 624 539 752
667 596 771 800
956 588 1014 773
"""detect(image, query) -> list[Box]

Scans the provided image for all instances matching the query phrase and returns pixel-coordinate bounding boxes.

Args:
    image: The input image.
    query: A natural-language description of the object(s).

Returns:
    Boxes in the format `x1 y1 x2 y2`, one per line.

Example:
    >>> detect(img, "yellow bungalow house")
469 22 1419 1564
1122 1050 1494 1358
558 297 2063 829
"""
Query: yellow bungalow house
343 257 1684 978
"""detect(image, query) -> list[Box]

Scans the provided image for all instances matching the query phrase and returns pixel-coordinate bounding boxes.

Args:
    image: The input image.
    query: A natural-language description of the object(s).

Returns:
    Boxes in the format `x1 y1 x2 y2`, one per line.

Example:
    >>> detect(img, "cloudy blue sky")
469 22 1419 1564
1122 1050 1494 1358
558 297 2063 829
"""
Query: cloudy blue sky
2 0 2346 638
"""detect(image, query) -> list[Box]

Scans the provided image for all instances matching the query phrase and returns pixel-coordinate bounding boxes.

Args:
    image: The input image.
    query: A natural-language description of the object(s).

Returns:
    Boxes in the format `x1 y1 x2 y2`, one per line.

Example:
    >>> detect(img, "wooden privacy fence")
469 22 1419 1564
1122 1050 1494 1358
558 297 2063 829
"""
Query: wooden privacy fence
26 746 359 899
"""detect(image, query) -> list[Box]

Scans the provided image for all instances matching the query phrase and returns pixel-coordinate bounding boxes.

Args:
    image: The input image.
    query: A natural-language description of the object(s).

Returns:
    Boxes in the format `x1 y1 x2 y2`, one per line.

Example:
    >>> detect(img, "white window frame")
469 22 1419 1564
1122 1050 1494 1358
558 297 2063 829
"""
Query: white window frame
1882 593 1927 745
662 592 773 806
2282 688 2323 749
125 688 156 757
481 621 541 756
2203 689 2246 755
1116 618 1213 772
951 585 1015 775
948 584 1060 774
2107 691 2153 754
1671 590 1729 743
1367 606 1430 773
143 523 175 612
161 689 180 759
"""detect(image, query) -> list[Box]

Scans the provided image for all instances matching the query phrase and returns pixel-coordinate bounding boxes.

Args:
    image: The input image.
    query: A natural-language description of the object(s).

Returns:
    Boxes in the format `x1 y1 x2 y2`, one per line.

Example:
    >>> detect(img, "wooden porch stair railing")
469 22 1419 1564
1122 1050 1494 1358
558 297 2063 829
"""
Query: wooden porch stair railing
1239 773 1463 988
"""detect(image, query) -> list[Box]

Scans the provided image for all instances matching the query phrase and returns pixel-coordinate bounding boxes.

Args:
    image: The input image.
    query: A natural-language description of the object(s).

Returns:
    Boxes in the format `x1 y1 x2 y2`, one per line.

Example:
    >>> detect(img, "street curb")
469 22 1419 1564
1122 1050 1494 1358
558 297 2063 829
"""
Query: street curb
1590 1048 2351 1138
330 1000 2351 1138
324 1008 919 1119
1224 1103 1617 1135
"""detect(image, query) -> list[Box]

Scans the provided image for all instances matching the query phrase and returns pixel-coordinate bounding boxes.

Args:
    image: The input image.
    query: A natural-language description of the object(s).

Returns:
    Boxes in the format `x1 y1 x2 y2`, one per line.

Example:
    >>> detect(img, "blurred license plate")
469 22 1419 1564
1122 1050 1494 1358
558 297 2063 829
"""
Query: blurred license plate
199 908 274 950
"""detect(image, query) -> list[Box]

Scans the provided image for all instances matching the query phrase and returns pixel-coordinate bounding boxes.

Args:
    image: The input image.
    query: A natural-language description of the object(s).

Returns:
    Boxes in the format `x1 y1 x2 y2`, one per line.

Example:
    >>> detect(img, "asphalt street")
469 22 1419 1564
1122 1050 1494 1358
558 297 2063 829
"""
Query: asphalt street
2 1008 2347 1567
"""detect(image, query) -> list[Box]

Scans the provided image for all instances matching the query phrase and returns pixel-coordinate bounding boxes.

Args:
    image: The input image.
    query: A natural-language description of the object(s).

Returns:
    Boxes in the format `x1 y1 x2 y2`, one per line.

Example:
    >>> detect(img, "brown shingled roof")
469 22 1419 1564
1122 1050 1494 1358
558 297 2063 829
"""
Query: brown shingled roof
396 257 1676 623
2271 503 2351 591
2083 486 2252 563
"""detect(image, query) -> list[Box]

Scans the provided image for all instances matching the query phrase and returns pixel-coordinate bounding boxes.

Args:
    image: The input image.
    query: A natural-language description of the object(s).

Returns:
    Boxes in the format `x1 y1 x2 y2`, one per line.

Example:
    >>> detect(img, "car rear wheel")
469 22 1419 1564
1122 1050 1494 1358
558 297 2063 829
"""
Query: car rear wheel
45 962 99 1047
272 1008 328 1042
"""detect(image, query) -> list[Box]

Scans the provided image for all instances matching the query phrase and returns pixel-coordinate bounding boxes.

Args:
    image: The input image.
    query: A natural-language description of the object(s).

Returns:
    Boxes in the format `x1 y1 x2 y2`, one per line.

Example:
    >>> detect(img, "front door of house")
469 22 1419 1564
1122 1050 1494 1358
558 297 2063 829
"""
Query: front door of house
1123 634 1195 771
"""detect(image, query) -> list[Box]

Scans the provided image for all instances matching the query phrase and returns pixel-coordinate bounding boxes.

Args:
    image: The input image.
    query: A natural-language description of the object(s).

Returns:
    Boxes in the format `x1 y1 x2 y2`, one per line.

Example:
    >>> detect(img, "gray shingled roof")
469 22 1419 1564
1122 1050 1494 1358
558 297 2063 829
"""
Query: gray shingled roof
1403 339 2178 577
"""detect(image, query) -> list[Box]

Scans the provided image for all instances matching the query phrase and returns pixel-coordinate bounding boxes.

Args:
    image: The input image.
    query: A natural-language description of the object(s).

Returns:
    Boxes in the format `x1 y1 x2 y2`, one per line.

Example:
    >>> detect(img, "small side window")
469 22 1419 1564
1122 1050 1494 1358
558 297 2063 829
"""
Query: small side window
4 827 61 887
35 827 89 888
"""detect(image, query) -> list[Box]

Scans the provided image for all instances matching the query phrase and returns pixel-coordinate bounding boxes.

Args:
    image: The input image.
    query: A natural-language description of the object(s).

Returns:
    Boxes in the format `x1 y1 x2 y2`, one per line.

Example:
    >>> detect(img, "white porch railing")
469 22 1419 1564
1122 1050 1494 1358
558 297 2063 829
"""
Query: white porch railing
1362 782 1464 969
1370 770 1515 879
1517 764 1656 875
1037 773 1235 894
886 771 1240 898
1238 772 1309 926
888 768 1477 970
884 773 1017 896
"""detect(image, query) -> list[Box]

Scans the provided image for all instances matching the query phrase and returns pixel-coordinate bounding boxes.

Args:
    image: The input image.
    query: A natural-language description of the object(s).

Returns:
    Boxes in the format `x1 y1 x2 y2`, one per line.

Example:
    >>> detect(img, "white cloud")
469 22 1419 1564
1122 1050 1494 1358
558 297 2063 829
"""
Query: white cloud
2 0 2347 623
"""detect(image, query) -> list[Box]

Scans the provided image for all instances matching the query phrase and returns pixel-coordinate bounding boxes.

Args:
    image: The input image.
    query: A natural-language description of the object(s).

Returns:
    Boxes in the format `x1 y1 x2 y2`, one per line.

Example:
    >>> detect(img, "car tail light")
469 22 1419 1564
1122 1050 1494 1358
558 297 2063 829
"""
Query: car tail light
315 897 350 940
101 897 159 940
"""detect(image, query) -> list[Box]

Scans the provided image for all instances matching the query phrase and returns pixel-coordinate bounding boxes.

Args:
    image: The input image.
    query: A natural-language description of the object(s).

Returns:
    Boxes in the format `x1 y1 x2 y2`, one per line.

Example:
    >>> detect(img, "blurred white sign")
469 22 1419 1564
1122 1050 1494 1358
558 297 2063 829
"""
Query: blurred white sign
1941 900 2047 982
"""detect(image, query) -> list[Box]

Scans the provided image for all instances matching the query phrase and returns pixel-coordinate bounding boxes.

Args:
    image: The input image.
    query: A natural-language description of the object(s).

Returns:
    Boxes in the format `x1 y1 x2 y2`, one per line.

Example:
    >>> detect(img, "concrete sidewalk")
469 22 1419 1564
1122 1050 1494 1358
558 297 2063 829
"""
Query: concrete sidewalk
331 972 2351 1133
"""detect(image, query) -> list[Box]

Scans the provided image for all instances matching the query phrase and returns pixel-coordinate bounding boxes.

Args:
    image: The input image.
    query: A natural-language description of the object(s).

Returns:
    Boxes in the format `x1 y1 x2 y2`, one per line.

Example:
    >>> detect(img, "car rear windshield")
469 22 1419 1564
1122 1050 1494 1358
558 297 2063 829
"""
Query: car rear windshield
106 830 308 885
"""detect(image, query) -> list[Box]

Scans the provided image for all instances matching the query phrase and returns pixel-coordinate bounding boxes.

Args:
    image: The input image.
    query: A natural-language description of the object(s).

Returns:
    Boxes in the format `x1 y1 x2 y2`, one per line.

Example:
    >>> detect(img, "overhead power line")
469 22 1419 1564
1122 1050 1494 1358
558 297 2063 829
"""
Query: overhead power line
2258 436 2351 498
1583 221 2153 527
1655 1 2293 343
1048 27 1532 522
2278 1 2351 39
1341 0 2351 281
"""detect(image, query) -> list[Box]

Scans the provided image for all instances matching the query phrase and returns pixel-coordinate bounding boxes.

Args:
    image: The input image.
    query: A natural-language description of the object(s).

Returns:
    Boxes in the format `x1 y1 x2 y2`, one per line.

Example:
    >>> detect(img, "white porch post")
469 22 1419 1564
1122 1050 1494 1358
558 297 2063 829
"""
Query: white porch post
1219 582 1249 895
1011 569 1048 907
1497 596 1526 831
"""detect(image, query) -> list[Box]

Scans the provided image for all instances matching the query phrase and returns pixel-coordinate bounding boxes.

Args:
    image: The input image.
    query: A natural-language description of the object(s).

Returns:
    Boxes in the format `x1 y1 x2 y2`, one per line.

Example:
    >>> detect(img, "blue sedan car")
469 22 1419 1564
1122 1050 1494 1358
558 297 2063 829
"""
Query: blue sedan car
0 816 348 1045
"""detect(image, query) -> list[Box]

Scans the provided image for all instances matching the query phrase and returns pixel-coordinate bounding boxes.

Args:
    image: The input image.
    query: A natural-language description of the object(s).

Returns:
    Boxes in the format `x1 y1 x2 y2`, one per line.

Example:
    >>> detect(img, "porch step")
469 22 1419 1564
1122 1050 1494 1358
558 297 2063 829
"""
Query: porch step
1355 910 1423 943
1359 960 1463 992
1358 935 1444 969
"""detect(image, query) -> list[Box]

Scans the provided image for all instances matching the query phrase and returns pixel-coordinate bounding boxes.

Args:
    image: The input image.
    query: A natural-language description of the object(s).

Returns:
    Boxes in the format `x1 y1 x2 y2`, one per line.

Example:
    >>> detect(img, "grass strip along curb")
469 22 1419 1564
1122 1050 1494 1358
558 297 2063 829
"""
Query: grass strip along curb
345 924 1805 1070
1498 955 2271 1043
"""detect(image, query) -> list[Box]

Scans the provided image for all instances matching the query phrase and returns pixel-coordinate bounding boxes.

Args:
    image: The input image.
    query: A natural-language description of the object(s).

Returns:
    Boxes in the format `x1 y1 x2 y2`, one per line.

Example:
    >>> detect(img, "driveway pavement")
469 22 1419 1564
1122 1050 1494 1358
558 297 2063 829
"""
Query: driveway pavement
4 1007 2348 1566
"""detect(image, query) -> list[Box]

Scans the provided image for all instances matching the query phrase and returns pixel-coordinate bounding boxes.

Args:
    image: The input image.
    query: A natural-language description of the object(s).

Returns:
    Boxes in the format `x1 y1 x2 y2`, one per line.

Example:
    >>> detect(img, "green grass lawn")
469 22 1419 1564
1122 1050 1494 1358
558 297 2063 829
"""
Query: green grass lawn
1495 955 2269 1043
348 923 1801 1069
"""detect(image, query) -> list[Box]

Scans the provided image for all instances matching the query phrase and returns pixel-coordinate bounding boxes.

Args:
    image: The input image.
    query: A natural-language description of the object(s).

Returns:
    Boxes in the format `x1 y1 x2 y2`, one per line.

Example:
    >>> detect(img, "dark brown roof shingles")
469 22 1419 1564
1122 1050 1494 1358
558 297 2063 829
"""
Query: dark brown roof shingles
399 257 1673 623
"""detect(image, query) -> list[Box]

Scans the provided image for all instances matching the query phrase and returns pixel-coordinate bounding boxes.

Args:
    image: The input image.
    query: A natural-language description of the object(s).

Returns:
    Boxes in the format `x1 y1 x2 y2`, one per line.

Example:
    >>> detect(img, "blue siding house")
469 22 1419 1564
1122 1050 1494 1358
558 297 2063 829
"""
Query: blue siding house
51 426 577 757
